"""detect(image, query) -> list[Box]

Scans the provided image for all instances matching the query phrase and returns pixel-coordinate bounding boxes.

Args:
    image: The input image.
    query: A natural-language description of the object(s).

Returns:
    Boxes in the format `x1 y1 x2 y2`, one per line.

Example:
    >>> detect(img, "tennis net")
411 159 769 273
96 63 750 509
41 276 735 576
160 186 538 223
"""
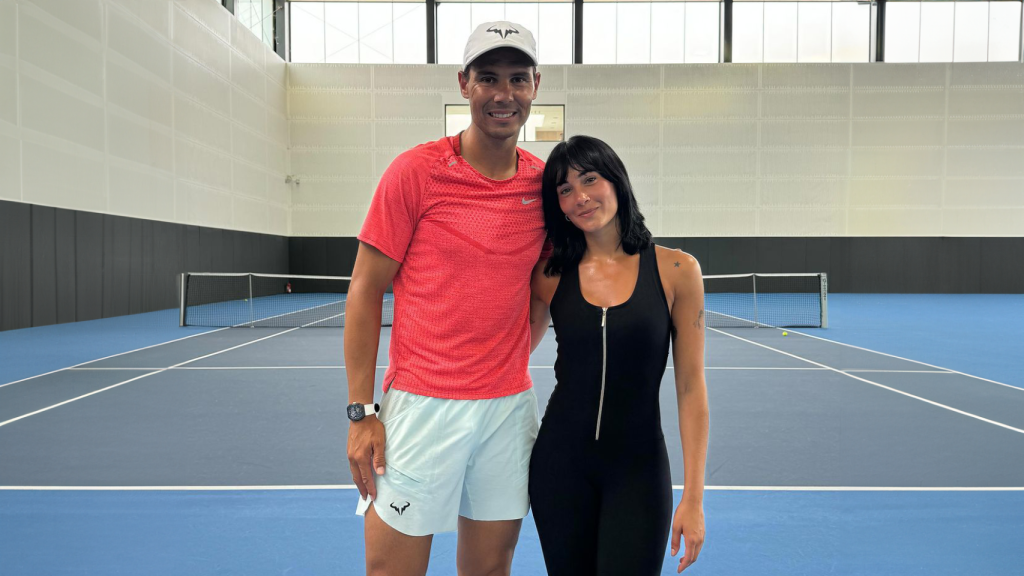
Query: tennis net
180 271 827 329
179 273 393 328
703 273 828 328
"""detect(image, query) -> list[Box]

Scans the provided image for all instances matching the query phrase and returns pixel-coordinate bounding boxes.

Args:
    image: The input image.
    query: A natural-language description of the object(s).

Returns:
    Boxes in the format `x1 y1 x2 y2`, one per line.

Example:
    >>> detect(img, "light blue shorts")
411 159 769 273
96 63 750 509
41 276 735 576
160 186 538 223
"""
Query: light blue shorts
356 387 540 536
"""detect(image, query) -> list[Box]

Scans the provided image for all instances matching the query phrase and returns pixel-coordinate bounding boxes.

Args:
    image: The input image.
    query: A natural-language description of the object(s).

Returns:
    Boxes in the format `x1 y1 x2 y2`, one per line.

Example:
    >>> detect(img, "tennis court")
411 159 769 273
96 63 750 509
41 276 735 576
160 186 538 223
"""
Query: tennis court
3 0 1024 573
2 289 1023 575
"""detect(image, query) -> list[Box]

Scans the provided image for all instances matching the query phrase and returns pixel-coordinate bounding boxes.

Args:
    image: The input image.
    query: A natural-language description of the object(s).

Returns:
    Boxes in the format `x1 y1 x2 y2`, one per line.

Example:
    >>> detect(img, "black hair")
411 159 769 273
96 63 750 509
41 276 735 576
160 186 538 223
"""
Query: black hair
541 135 653 276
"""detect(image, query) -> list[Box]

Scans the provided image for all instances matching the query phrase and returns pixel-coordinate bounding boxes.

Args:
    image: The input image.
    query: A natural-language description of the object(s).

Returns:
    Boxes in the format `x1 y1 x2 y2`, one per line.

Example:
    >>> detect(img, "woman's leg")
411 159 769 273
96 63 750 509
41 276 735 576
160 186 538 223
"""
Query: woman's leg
529 432 601 576
595 439 673 576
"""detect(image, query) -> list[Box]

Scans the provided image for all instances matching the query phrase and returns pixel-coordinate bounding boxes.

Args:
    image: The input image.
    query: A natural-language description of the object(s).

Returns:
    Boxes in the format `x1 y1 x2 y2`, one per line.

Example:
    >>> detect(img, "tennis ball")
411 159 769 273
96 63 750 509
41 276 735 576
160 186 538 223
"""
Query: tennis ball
782 331 788 336
244 298 248 302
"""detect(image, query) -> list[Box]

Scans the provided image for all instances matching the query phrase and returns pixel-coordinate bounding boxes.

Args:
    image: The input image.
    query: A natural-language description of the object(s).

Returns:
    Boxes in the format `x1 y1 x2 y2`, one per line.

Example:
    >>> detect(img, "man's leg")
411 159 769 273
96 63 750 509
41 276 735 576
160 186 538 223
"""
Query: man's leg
365 503 433 576
456 517 522 576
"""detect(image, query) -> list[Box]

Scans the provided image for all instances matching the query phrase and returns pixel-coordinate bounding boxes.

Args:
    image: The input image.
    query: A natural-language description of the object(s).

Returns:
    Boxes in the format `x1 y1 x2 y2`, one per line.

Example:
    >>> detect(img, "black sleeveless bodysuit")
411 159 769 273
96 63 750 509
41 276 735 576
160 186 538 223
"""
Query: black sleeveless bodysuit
529 243 674 575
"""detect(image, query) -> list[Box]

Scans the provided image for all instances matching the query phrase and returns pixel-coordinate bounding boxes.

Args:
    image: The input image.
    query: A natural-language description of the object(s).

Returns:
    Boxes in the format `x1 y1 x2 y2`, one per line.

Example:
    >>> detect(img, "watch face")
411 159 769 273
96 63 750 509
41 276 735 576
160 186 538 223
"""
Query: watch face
347 404 365 421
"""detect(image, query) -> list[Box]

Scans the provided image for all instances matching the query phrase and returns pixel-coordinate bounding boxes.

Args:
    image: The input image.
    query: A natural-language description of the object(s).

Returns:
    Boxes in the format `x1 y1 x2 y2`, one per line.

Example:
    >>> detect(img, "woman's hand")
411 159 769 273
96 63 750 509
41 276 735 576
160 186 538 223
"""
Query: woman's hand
670 498 705 572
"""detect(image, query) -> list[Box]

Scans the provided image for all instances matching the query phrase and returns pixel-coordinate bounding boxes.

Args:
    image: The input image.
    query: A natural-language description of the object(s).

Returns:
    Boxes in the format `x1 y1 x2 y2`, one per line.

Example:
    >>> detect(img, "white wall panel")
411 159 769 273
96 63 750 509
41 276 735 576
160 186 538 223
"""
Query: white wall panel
108 60 174 128
22 0 103 43
761 180 846 206
943 208 1024 236
22 140 106 212
108 163 176 219
110 7 173 83
107 111 175 172
231 16 265 70
759 208 845 235
20 74 105 152
289 91 372 119
852 90 946 117
762 120 848 147
0 3 17 59
173 4 231 80
232 88 266 134
665 92 759 119
175 0 231 44
177 95 232 152
174 51 231 116
231 50 266 101
848 208 943 235
232 160 268 200
176 138 233 190
948 119 1024 146
763 91 849 118
375 121 443 149
233 196 269 231
0 132 20 201
232 124 266 166
852 119 944 146
849 179 942 207
0 65 16 127
19 9 104 98
948 88 1024 116
179 181 233 228
851 148 945 178
291 150 375 179
946 180 1024 206
288 62 1024 237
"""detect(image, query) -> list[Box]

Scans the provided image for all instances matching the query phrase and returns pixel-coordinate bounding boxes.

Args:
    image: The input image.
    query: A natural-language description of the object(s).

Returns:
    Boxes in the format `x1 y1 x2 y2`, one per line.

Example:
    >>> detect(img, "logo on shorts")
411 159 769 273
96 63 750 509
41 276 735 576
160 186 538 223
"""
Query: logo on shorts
390 501 411 515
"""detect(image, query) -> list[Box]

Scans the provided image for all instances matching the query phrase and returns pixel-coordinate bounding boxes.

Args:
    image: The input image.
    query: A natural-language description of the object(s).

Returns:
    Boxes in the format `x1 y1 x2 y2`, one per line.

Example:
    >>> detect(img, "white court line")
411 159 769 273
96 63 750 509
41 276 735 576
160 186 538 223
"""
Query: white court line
65 366 954 373
0 313 346 429
783 328 1024 393
1 484 1021 492
0 327 229 390
710 327 1024 436
0 300 350 390
845 370 953 374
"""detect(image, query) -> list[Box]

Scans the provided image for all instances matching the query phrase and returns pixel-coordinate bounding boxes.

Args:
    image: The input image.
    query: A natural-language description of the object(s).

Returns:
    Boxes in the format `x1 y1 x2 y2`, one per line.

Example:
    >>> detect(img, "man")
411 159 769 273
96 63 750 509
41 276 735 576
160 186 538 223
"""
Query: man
345 22 546 576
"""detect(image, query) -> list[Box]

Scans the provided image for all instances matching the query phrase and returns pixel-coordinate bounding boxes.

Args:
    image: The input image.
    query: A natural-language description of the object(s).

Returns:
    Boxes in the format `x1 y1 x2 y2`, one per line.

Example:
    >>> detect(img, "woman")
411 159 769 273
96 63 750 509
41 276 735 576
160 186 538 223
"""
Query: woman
528 136 709 575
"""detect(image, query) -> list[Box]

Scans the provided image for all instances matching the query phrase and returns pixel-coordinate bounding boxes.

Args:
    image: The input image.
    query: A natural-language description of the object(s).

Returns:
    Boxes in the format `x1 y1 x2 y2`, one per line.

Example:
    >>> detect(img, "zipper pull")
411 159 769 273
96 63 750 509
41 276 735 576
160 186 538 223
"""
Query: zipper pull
601 307 607 327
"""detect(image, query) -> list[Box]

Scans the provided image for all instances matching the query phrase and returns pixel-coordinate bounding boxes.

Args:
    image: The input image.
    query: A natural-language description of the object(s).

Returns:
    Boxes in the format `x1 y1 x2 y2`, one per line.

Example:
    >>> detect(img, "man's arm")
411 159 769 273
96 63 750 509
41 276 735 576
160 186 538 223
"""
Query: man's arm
529 259 555 354
345 241 401 501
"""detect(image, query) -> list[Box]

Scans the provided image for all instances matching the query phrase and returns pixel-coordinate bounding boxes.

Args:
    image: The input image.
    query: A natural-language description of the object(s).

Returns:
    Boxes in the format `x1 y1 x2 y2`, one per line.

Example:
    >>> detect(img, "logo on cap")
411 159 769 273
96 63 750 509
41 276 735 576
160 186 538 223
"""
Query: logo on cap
487 26 519 39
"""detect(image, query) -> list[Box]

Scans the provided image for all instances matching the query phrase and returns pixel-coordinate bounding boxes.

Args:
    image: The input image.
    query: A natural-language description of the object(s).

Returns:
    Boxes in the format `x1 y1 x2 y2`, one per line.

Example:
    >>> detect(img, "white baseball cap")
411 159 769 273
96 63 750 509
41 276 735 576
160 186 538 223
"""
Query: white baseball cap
463 21 539 70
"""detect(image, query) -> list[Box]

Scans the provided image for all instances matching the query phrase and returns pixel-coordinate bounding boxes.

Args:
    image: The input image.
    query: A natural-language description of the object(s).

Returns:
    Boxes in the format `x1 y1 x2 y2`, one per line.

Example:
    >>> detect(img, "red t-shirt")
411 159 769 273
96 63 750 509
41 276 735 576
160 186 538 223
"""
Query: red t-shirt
358 135 546 400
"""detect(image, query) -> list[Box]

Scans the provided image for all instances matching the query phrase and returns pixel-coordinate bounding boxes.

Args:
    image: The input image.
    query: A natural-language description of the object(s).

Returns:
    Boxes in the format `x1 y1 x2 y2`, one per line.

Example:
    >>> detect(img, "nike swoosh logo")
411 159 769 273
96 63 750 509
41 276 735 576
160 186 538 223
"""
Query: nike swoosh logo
522 198 537 205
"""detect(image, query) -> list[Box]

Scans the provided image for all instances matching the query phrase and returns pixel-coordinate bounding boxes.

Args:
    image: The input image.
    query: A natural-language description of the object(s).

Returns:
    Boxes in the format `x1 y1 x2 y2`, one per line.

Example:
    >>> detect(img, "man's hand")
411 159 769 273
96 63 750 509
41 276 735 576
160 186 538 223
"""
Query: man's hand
670 498 705 572
347 417 387 500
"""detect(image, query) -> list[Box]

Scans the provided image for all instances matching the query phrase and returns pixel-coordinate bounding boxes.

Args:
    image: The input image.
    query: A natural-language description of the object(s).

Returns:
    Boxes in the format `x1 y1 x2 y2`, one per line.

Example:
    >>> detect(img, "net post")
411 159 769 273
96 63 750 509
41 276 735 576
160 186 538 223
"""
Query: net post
820 273 829 329
179 273 187 327
248 274 255 328
752 274 759 328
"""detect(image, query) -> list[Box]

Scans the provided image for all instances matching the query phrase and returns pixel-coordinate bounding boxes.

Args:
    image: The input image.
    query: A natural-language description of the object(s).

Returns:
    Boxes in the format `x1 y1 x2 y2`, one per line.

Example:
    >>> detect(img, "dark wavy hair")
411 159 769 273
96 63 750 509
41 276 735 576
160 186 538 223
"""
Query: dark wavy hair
542 135 653 276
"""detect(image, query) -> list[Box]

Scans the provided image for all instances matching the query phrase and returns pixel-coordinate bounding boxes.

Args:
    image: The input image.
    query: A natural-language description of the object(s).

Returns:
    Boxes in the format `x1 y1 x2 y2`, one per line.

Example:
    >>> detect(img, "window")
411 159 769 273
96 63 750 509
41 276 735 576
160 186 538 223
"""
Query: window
236 0 277 49
290 1 428 63
733 1 872 63
445 104 565 142
885 1 1022 63
583 2 720 64
436 3 574 65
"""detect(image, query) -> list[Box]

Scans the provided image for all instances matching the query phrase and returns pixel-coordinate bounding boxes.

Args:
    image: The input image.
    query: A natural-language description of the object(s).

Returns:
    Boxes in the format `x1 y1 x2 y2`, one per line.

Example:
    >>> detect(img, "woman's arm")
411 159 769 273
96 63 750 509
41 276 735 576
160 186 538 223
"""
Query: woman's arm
660 247 709 573
529 259 558 354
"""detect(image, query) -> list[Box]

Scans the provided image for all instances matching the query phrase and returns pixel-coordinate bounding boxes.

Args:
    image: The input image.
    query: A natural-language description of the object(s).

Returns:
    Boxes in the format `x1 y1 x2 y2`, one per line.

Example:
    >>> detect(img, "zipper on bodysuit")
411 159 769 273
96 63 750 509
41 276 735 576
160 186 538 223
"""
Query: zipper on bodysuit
595 307 608 440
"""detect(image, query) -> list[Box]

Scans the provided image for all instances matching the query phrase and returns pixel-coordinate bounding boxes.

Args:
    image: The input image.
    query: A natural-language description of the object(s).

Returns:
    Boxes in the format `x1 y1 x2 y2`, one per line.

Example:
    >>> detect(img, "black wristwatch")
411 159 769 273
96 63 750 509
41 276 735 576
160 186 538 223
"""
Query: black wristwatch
347 402 381 422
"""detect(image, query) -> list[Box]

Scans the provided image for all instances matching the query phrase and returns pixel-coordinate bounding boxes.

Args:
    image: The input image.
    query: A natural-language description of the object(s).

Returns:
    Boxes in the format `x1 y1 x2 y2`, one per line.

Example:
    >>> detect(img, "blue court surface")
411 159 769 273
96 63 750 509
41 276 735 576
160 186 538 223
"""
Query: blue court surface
1 294 1023 575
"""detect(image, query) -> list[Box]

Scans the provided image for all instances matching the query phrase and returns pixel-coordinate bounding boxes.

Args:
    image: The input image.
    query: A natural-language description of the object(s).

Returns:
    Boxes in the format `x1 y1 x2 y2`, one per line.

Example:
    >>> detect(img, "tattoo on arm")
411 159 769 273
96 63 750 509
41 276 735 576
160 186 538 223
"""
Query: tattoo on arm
674 261 681 268
693 309 704 330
